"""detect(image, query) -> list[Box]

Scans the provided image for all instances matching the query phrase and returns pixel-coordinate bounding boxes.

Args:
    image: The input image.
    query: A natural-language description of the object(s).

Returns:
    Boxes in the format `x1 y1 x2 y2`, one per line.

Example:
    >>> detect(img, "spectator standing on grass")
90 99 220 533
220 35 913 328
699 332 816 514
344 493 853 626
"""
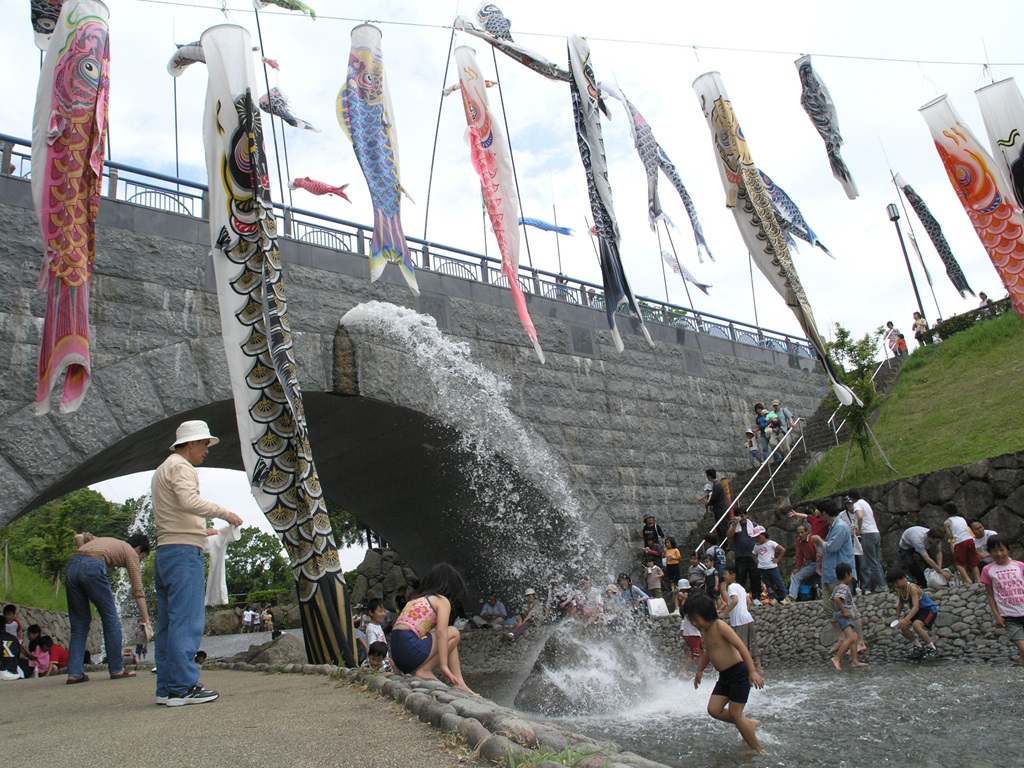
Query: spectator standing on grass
912 311 928 346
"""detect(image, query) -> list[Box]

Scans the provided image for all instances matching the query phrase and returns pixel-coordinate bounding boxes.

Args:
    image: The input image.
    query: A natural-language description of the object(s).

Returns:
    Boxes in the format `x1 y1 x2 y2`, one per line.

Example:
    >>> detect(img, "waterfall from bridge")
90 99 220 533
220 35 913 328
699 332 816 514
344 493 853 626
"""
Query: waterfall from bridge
340 301 597 585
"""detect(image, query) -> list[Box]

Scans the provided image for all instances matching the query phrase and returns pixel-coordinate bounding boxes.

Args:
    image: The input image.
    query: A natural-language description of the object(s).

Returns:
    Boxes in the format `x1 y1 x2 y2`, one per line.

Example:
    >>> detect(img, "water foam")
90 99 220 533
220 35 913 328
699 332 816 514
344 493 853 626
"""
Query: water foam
340 301 595 582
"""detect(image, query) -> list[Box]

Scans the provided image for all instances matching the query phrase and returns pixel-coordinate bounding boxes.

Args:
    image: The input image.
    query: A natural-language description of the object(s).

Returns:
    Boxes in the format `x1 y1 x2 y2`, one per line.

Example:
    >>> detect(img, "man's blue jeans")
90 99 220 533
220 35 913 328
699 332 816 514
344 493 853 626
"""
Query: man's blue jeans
66 554 124 679
155 544 205 697
860 532 887 592
788 563 819 600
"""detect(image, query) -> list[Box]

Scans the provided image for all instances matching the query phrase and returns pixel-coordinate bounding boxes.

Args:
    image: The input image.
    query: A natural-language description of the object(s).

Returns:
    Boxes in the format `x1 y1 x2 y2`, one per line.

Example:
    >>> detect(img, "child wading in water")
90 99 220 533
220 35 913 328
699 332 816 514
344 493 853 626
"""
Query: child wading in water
683 591 765 755
831 563 868 670
389 563 478 695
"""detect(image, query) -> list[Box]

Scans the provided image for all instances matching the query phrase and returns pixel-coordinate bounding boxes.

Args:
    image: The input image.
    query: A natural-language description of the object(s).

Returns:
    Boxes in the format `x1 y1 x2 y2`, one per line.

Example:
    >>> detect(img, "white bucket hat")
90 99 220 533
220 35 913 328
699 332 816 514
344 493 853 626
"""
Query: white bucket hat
170 420 220 450
524 588 536 596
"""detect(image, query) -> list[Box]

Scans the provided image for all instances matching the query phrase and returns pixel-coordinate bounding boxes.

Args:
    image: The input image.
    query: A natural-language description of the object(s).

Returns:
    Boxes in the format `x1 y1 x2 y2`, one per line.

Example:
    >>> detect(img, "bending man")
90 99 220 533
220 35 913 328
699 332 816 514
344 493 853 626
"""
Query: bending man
65 532 152 684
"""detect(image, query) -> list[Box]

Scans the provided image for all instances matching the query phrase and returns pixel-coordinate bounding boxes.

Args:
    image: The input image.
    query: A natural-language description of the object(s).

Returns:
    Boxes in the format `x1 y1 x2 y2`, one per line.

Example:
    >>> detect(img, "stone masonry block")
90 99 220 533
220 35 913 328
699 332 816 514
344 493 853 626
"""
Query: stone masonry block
0 406 75 490
91 359 167 434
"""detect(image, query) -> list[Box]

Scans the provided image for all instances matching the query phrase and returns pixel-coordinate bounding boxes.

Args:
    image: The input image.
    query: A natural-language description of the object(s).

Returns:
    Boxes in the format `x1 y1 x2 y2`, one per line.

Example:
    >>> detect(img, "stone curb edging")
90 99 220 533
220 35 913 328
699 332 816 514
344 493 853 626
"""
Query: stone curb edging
210 661 671 768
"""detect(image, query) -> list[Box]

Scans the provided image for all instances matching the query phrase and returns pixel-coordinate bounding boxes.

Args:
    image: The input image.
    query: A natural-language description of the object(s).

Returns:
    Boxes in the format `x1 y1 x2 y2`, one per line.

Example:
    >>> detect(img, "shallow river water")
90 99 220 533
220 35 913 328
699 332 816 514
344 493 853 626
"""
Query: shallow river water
470 659 1024 767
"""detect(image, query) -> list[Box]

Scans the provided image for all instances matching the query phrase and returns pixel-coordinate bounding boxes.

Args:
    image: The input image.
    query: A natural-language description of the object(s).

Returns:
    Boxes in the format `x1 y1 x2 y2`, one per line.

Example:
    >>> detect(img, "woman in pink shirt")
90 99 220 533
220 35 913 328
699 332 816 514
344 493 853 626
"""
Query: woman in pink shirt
390 563 477 695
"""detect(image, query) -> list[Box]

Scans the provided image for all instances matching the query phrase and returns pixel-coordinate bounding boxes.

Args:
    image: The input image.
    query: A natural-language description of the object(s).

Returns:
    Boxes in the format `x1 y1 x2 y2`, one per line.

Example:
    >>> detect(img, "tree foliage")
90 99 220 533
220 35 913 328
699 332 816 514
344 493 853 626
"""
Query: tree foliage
5 489 136 577
826 323 884 464
324 498 371 549
224 527 292 599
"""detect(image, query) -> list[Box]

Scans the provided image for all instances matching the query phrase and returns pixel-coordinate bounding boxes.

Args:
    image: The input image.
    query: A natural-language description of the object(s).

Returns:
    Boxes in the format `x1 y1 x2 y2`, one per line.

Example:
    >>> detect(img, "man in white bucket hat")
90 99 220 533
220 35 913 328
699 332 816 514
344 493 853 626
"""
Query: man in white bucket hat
152 420 244 706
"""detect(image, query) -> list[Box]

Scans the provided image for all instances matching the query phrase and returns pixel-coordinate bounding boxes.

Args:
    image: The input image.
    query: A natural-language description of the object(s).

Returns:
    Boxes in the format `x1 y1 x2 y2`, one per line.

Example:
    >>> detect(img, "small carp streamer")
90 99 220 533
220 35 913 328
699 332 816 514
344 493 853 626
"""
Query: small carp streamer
795 55 858 199
894 173 973 297
337 24 418 295
455 45 544 362
290 177 350 201
259 86 320 131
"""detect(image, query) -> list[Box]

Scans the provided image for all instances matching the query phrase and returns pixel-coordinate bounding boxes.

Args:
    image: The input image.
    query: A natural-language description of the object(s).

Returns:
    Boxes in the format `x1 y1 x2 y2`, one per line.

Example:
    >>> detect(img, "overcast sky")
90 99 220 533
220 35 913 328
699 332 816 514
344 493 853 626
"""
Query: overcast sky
7 1 1023 559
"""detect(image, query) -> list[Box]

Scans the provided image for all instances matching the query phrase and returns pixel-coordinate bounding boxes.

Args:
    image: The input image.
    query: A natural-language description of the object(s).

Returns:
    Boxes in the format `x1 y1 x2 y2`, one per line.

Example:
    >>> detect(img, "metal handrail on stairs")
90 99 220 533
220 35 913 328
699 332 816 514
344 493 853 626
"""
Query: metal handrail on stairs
826 339 899 445
695 417 806 555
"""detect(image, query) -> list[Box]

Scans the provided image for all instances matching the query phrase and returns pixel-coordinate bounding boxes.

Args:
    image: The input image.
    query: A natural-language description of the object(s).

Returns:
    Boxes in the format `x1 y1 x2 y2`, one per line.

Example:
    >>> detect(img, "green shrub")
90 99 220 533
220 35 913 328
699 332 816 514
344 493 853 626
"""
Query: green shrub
923 297 1011 343
247 588 288 605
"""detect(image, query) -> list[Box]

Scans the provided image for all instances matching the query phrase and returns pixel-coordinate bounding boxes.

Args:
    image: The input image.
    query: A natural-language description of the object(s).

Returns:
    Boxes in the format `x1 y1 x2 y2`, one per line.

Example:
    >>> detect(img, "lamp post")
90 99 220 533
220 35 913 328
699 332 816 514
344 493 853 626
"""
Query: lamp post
886 203 927 319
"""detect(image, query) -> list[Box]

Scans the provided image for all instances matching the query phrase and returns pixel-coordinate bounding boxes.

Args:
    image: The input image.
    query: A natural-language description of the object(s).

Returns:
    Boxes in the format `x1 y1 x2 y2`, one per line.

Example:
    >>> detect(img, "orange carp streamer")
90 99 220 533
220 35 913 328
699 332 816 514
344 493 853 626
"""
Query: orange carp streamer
921 95 1024 319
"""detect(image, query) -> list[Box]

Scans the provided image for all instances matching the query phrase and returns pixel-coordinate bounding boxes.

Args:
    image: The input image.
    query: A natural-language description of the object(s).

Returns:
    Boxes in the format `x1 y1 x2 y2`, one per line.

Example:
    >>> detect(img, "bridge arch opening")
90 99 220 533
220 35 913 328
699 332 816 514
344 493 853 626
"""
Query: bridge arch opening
18 393 592 602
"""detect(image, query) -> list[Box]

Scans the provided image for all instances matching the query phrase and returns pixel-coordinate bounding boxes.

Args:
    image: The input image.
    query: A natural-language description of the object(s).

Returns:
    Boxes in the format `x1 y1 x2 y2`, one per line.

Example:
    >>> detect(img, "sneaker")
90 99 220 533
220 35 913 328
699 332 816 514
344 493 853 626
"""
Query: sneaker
921 646 939 660
907 645 924 660
753 599 762 606
162 684 219 706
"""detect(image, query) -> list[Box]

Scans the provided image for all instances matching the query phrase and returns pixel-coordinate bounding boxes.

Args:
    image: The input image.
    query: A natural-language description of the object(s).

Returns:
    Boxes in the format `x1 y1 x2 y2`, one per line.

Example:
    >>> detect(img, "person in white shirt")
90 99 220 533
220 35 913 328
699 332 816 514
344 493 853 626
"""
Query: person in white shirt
720 566 763 676
845 494 885 593
969 519 999 566
944 502 980 584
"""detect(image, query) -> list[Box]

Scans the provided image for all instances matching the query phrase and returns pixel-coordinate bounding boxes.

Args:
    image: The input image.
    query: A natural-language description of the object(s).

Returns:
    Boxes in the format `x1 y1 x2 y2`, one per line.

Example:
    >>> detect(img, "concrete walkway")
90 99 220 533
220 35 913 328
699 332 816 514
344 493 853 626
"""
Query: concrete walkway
1 669 474 768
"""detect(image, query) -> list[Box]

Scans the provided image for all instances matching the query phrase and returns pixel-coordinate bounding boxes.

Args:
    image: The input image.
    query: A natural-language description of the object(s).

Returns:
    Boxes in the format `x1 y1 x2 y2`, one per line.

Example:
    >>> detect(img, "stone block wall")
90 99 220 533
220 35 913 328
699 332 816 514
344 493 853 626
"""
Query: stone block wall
458 583 1022 689
648 585 1021 666
3 603 102 654
754 449 1024 568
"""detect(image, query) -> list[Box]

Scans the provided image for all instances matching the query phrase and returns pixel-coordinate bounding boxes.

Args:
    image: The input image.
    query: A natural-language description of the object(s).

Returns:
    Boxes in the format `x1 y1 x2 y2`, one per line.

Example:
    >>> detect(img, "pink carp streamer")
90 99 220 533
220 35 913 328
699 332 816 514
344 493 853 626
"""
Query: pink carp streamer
454 45 544 363
920 95 1024 319
31 0 110 414
290 177 351 201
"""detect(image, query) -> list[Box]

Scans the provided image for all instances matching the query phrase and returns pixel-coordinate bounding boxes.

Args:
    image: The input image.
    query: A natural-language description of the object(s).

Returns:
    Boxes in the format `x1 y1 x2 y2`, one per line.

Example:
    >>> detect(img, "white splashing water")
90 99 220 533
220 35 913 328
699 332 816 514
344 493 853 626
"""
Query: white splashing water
340 301 597 582
112 497 154 631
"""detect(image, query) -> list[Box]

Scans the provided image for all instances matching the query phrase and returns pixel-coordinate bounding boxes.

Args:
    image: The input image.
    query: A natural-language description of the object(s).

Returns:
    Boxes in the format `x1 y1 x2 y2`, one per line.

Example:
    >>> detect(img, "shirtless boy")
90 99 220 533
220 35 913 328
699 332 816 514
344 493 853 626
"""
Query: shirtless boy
683 591 765 755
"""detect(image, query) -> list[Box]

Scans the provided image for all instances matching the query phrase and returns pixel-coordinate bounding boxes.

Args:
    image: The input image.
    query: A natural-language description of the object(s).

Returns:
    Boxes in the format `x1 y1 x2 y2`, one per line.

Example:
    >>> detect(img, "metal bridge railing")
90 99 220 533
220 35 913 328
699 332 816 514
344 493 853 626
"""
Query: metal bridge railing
1 131 816 358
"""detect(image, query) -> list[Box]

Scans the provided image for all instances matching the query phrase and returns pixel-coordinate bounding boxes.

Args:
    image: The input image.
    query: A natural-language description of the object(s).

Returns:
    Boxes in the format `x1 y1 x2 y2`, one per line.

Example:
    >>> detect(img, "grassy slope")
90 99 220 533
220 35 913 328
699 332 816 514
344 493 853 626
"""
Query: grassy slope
0 558 68 612
796 311 1024 499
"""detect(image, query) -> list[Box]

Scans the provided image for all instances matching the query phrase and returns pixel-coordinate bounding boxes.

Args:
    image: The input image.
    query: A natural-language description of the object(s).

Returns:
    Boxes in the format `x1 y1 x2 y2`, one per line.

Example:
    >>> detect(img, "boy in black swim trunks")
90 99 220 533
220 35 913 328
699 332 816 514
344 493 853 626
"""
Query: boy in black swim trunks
683 591 765 754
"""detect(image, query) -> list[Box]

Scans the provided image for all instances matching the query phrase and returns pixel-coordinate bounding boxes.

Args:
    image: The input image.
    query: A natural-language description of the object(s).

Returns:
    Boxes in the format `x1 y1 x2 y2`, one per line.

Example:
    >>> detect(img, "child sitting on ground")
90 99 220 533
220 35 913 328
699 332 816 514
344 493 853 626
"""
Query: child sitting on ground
980 536 1024 667
361 641 393 672
887 567 939 660
831 563 867 670
674 580 703 677
683 591 765 755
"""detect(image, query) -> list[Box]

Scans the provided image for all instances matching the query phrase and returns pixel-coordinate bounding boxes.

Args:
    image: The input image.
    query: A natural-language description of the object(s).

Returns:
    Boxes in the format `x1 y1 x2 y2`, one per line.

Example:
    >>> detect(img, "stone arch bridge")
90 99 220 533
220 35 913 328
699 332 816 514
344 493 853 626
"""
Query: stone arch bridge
0 172 828 592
